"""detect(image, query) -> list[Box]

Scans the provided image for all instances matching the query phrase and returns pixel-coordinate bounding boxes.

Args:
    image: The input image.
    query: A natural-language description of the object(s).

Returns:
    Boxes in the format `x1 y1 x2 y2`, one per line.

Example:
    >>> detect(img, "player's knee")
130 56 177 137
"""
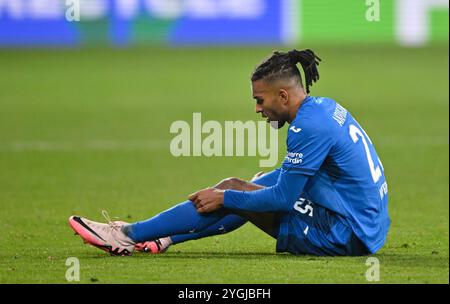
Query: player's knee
227 177 244 189
215 177 243 190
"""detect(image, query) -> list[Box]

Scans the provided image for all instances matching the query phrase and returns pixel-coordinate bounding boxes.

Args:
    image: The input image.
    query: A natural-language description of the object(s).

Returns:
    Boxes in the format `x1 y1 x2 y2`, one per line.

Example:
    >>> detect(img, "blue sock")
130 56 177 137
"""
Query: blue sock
125 200 228 243
170 214 246 245
157 171 280 245
125 170 281 244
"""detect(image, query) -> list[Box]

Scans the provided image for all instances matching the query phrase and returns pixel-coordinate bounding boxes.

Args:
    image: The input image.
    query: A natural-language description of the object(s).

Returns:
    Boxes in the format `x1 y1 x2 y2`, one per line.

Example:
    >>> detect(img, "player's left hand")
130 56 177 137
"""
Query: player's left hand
189 188 225 213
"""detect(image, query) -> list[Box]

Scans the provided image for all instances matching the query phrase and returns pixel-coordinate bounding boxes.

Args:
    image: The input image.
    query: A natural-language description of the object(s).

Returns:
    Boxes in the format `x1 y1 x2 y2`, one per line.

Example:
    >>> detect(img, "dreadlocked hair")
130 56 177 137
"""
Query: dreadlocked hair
251 49 321 94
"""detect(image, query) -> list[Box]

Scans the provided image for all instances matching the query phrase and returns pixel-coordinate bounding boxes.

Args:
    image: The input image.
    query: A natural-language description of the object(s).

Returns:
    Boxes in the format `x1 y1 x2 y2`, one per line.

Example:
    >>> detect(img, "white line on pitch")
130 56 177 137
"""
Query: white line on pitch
0 140 170 151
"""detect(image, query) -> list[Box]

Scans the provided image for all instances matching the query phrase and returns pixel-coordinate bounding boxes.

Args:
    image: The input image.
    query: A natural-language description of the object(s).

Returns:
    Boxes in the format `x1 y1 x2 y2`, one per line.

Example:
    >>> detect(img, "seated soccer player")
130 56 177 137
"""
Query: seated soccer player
69 49 390 256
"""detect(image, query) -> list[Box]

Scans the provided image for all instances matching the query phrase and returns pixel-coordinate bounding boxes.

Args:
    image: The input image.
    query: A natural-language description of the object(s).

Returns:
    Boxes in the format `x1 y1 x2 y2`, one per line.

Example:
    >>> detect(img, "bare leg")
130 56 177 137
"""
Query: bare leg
134 174 281 252
213 176 265 191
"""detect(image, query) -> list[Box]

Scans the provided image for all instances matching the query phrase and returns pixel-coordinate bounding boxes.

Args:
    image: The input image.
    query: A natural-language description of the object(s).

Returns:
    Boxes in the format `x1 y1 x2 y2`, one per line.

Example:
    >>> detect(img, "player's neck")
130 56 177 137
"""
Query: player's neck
287 93 307 124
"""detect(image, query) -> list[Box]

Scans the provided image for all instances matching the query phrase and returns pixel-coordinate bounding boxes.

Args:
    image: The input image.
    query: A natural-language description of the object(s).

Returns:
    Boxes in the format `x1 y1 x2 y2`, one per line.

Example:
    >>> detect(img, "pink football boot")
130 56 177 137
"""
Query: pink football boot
68 212 135 256
134 238 171 253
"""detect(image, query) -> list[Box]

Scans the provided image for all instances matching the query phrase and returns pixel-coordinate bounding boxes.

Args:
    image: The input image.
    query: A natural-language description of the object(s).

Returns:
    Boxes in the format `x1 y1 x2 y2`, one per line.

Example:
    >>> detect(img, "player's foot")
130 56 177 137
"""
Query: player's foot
68 211 136 256
134 237 172 254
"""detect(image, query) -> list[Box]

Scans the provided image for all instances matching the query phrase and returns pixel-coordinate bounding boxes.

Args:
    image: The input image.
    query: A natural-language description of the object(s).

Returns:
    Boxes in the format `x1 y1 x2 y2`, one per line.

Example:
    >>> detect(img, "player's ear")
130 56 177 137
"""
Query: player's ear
279 89 289 105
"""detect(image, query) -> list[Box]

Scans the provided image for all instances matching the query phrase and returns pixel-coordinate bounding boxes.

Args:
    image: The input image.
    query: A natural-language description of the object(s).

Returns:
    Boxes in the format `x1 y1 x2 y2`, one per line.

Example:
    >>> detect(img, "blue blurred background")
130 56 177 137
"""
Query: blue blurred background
0 0 448 47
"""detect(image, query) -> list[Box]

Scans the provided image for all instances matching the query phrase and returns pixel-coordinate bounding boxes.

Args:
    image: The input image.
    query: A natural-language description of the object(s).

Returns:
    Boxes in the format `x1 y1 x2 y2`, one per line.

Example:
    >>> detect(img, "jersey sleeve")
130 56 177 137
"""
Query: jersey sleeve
250 168 282 187
282 117 336 176
223 169 309 212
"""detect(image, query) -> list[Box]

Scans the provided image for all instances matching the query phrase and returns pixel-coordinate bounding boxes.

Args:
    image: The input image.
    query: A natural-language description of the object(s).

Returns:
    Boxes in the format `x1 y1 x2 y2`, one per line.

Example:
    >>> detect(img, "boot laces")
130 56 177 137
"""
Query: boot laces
101 210 121 231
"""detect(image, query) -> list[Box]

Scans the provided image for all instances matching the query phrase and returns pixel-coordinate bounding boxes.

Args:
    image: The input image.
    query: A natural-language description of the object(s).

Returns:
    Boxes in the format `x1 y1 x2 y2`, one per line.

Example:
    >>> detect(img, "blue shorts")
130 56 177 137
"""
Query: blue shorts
276 199 369 256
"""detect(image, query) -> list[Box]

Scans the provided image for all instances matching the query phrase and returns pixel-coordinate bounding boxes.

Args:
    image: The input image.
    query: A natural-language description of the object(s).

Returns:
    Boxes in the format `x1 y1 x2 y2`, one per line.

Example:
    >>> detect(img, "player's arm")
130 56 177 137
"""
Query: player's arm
189 169 308 213
250 167 282 184
195 168 303 213
222 169 309 212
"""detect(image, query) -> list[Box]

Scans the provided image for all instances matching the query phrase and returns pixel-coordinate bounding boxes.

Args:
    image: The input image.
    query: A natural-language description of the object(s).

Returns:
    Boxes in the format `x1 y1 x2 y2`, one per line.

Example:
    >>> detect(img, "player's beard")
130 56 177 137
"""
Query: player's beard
267 111 288 129
269 119 285 129
263 109 287 129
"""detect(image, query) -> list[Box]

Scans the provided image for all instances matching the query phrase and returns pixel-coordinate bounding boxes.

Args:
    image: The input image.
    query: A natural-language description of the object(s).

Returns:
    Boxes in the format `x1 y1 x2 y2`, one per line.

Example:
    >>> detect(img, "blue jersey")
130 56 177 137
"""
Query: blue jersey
281 96 390 253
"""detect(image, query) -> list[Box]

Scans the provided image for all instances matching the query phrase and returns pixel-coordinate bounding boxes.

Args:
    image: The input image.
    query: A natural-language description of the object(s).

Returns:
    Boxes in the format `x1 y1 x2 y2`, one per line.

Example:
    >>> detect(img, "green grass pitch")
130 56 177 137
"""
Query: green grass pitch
0 45 448 283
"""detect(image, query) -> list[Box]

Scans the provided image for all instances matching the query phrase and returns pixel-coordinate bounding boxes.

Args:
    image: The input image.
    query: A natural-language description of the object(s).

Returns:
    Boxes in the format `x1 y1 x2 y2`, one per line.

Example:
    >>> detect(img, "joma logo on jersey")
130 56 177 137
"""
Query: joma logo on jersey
289 126 302 133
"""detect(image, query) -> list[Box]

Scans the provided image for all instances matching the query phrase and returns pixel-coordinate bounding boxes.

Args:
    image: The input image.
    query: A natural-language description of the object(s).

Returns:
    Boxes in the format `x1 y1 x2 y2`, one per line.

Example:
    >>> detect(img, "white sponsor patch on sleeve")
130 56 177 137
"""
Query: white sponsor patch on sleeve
285 151 303 164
